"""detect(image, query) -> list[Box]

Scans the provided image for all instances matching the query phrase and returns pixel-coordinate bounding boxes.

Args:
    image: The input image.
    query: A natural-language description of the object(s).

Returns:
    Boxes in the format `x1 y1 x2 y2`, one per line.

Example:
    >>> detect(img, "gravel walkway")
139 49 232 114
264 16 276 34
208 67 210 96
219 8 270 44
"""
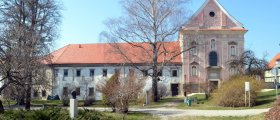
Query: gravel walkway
131 108 269 117
92 107 269 117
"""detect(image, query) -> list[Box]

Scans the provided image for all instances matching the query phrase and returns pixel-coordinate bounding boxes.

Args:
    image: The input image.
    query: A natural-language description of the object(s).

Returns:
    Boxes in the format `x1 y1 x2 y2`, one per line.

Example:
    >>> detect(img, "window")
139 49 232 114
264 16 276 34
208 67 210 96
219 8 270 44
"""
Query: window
33 91 39 97
211 39 216 50
76 87 80 96
142 70 148 76
230 46 236 56
190 42 198 56
191 66 198 76
115 69 120 75
129 69 135 76
63 69 68 77
158 69 163 76
209 11 215 17
230 66 238 75
42 90 46 97
90 69 95 77
209 51 218 66
103 69 107 77
54 69 59 77
89 87 94 96
76 69 81 77
191 46 198 55
171 69 178 77
63 87 68 96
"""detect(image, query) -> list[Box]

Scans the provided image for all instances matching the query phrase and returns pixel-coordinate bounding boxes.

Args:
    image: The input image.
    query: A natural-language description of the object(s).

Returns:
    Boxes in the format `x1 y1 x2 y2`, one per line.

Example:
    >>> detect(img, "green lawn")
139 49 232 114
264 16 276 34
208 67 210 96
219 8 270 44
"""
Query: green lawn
176 90 278 110
2 89 278 110
143 89 279 110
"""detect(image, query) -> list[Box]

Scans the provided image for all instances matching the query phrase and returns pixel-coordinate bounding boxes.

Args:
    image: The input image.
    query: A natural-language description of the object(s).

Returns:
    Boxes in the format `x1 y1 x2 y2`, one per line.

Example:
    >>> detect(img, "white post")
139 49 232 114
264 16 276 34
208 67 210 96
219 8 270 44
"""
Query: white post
245 91 247 107
245 82 250 107
70 99 78 118
249 91 251 107
145 90 149 105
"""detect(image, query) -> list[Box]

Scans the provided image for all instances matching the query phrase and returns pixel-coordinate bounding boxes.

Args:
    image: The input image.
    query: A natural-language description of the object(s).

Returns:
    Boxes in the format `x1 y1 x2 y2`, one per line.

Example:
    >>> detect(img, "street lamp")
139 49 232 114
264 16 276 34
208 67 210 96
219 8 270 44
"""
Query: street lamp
274 61 280 99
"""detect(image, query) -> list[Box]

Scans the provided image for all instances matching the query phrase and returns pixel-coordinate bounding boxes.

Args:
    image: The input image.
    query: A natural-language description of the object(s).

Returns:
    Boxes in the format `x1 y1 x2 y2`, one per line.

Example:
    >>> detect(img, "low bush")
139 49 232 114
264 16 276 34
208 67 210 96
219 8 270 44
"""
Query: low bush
0 108 115 120
158 83 169 99
62 96 70 106
83 97 95 106
213 75 263 107
97 73 145 113
0 107 69 120
265 97 280 120
77 109 115 120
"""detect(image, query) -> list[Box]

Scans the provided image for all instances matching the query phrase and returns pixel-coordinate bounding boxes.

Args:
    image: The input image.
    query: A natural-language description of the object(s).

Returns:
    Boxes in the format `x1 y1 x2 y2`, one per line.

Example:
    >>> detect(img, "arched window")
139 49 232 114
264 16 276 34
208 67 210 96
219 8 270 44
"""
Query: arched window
209 51 218 66
230 46 236 56
191 66 198 76
211 39 216 49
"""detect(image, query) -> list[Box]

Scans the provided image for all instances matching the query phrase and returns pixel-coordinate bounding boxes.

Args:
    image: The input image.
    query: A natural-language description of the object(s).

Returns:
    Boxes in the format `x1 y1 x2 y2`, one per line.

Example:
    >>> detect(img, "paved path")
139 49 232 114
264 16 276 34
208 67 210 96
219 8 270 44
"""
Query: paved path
93 107 269 117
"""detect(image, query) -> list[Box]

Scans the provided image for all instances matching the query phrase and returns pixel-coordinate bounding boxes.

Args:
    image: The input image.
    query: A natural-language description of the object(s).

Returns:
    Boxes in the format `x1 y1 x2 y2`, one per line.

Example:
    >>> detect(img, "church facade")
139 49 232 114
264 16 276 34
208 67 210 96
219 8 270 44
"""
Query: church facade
180 0 247 92
36 0 246 100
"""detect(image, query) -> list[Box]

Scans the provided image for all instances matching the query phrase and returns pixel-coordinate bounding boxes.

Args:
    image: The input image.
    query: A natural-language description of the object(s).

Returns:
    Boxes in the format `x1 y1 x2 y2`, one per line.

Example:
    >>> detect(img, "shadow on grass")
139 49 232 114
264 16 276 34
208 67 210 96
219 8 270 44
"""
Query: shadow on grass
256 99 275 106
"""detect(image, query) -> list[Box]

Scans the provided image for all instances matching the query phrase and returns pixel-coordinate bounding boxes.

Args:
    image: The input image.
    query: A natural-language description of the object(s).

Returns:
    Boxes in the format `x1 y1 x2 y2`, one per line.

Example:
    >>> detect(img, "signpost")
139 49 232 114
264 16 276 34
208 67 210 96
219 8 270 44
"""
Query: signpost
245 82 250 107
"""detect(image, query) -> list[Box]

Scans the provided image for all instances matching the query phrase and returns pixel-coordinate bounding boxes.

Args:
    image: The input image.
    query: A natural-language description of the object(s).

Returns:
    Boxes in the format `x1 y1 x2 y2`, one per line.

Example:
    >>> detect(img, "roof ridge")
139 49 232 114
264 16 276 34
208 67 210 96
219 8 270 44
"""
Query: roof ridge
214 0 244 27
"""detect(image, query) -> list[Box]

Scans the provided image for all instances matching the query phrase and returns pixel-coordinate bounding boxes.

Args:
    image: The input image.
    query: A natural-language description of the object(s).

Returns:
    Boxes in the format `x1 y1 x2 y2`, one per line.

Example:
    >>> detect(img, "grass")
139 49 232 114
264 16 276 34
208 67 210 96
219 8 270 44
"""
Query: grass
168 113 265 120
176 90 279 110
2 89 278 110
142 89 280 110
0 107 159 120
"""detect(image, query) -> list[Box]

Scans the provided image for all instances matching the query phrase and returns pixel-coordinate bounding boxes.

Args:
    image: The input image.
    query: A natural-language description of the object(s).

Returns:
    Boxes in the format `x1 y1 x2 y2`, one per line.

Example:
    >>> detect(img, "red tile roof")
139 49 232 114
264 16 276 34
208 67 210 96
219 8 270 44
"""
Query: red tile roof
268 53 280 69
46 42 182 65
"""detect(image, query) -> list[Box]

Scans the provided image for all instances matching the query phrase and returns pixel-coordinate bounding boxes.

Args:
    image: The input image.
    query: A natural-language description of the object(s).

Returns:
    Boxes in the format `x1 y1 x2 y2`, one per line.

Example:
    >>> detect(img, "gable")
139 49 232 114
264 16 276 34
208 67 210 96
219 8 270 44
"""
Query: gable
183 0 245 30
268 53 280 69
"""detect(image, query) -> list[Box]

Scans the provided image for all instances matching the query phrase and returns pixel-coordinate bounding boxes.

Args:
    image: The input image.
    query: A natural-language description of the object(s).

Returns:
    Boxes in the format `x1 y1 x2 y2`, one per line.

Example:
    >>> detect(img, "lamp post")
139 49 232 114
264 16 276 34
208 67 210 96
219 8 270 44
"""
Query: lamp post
274 61 280 99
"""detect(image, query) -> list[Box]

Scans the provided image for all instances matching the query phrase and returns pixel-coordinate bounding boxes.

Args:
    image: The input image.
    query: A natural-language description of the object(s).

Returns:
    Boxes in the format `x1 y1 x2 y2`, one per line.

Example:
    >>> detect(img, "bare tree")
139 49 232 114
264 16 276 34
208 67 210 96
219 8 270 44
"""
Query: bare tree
101 0 192 102
228 50 268 79
0 0 61 110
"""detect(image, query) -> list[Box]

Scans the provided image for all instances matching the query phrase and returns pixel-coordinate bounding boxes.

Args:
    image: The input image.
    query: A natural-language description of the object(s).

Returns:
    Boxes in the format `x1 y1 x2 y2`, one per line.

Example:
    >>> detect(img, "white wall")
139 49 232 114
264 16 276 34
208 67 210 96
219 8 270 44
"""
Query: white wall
52 66 181 100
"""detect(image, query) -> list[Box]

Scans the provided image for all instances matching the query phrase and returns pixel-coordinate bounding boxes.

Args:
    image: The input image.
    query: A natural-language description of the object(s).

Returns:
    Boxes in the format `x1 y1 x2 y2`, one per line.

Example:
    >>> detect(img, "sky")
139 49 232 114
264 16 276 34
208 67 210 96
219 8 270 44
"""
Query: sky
56 0 280 60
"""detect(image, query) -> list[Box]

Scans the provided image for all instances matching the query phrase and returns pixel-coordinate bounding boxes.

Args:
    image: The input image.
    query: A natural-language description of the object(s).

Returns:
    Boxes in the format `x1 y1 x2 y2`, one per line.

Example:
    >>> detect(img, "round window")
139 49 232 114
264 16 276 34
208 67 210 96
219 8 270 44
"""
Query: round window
209 11 215 17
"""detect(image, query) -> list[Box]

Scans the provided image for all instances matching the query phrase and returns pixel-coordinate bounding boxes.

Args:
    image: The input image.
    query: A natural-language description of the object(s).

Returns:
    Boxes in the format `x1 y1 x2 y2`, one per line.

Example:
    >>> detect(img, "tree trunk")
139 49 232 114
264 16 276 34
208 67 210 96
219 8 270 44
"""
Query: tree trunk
0 100 4 114
152 43 159 102
25 85 31 110
152 78 158 102
25 77 32 110
17 90 25 106
17 97 25 106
